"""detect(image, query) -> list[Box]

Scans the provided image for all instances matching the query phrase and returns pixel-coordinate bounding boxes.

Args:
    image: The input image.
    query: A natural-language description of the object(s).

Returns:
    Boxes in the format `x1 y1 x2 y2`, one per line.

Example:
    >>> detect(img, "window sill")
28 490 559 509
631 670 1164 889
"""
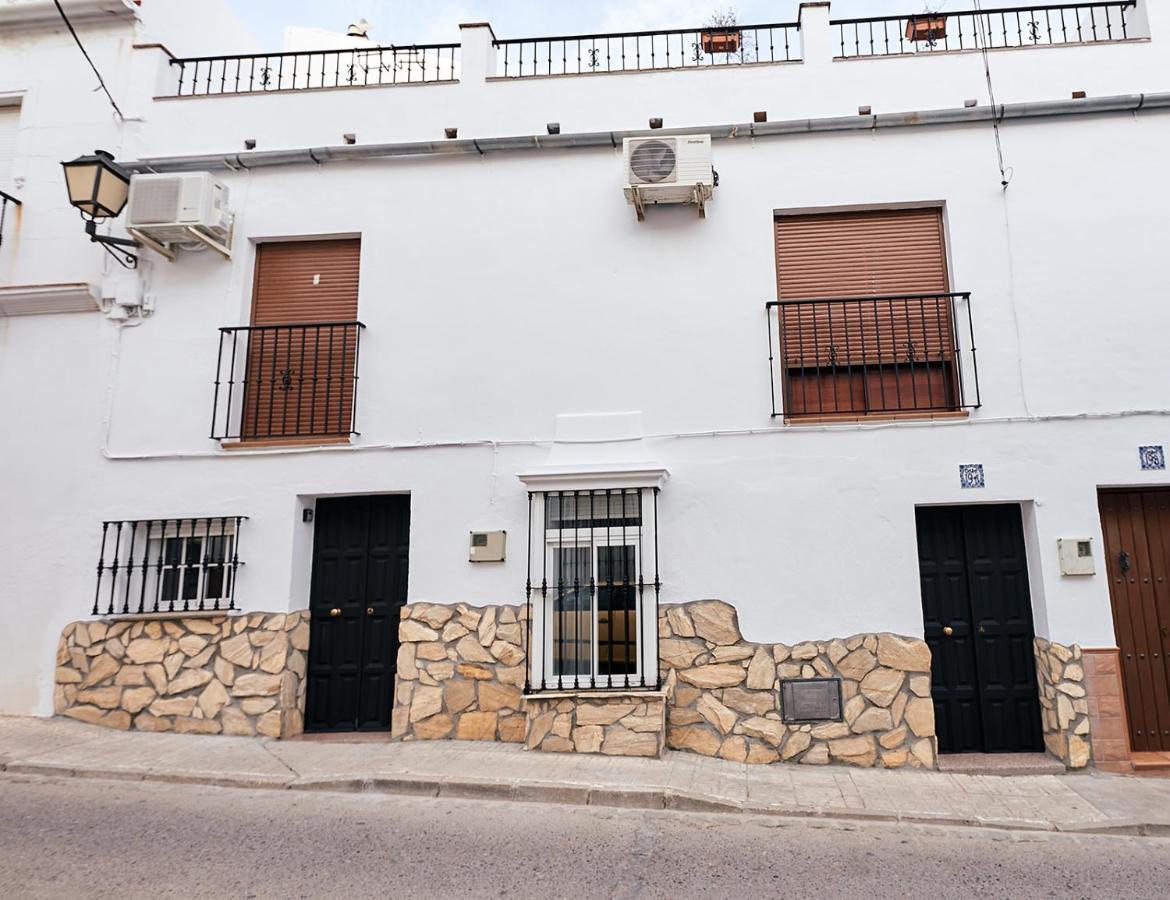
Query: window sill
96 609 238 623
523 688 666 701
221 435 352 451
783 410 970 426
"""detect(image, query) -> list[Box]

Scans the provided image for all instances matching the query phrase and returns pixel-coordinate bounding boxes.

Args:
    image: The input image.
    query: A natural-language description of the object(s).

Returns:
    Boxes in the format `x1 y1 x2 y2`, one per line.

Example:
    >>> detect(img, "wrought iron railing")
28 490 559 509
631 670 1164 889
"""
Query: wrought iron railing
494 21 801 78
211 322 365 441
766 292 980 419
93 517 245 616
169 44 459 96
833 2 1137 59
524 489 661 693
0 189 20 250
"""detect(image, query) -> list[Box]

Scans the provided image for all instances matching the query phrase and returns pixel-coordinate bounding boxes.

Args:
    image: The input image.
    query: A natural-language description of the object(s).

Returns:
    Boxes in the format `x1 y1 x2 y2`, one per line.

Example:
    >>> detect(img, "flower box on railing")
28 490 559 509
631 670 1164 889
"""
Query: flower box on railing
905 15 947 42
700 29 742 54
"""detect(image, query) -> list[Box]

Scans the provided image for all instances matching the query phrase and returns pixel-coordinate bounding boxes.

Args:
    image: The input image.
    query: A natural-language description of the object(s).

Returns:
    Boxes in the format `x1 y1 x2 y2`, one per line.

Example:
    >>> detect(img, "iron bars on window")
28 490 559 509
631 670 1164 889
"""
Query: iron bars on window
169 44 459 97
766 292 980 420
211 321 365 442
494 21 800 78
833 2 1137 59
524 489 661 693
92 518 245 617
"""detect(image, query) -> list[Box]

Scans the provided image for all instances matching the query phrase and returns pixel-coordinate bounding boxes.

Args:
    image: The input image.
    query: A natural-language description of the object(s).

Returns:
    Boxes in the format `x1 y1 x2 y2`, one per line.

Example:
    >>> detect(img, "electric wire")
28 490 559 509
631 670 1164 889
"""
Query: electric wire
973 0 1011 188
53 0 125 120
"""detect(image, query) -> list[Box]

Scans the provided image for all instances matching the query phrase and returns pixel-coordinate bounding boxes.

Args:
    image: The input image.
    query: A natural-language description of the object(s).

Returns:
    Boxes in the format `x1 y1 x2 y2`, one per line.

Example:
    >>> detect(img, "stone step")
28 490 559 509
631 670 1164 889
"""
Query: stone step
937 752 1066 777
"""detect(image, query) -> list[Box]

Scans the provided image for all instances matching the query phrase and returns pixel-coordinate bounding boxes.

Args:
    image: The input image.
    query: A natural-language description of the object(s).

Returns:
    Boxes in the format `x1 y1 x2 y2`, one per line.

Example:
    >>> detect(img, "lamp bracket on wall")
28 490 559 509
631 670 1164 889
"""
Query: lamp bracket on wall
84 216 140 270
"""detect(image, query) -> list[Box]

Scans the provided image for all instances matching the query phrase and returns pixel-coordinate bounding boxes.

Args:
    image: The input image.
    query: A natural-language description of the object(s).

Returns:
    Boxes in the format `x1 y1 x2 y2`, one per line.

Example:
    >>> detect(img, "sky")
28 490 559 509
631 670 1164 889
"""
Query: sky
225 0 971 49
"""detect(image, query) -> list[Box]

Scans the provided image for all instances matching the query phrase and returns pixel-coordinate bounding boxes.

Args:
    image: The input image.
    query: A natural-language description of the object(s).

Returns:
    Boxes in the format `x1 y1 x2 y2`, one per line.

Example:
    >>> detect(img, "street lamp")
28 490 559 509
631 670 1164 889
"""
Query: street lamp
61 149 139 268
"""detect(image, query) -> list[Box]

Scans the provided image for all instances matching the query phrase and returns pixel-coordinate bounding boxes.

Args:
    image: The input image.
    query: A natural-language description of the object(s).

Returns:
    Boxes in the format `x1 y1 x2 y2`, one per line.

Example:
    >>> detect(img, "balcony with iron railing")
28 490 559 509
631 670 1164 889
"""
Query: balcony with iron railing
833 2 1138 59
210 322 365 443
766 292 981 421
0 189 20 251
156 2 1147 98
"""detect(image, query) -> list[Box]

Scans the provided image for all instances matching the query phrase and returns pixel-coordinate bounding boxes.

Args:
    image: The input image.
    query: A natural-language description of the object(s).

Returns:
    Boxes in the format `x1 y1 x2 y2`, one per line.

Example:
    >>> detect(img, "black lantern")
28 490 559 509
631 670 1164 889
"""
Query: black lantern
61 149 139 268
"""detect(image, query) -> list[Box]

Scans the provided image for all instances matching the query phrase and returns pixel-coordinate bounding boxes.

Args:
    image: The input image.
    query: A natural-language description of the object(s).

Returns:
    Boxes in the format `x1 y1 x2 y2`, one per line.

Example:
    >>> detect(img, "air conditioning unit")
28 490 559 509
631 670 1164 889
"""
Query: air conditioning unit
126 172 233 261
622 134 715 221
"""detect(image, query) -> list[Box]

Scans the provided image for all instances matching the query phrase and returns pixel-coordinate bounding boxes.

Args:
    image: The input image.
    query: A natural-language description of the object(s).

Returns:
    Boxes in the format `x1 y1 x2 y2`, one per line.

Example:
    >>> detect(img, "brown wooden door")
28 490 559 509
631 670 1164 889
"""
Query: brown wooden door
1099 489 1170 752
774 207 957 416
242 239 361 440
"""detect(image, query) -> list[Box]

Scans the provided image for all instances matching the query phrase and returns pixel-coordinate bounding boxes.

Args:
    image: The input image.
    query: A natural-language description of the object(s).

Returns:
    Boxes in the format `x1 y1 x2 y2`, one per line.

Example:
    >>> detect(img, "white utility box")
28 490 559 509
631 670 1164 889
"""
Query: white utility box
1058 538 1096 576
469 530 506 563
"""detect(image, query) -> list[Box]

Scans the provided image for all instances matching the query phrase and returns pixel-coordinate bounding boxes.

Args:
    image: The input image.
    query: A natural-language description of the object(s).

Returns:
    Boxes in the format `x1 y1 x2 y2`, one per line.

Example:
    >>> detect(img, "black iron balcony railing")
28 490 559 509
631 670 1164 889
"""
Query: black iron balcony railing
494 21 801 78
0 188 20 250
211 321 365 442
93 517 245 617
833 2 1137 59
169 44 459 96
766 292 980 419
524 489 661 693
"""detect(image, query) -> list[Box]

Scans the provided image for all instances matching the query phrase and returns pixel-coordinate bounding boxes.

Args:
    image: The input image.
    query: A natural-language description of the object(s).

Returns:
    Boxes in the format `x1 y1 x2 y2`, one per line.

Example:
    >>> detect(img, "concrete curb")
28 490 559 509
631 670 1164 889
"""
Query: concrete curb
3 759 1168 838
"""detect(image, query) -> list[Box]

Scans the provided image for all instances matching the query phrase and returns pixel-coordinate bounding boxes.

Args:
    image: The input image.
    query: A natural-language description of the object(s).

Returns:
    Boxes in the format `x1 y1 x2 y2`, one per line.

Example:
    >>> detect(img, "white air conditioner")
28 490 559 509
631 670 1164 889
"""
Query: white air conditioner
622 134 715 220
126 172 233 261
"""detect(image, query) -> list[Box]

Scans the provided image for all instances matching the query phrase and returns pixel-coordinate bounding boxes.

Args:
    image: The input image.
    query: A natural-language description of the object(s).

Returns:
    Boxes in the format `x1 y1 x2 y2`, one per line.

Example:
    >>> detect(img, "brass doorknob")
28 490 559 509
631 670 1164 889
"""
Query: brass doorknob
943 626 954 637
366 607 374 616
329 607 341 617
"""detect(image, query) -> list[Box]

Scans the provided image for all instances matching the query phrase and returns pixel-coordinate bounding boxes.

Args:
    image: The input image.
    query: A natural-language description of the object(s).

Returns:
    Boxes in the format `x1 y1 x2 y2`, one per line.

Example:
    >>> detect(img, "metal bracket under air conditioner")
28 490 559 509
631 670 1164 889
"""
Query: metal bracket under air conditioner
126 227 177 262
126 217 233 263
627 185 708 222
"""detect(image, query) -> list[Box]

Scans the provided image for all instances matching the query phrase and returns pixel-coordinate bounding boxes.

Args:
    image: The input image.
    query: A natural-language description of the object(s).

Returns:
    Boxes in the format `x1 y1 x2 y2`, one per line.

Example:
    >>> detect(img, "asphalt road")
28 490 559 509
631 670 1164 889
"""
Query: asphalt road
1 773 1168 899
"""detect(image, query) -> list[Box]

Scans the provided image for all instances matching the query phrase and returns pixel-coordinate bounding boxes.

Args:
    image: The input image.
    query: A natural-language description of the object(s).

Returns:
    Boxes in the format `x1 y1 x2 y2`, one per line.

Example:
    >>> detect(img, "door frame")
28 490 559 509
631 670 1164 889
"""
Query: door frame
1098 486 1170 754
915 500 1045 754
303 492 411 733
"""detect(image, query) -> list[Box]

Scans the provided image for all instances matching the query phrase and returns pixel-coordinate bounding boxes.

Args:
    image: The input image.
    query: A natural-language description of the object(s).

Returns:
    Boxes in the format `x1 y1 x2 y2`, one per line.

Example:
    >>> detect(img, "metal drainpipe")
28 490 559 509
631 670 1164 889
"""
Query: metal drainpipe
123 92 1170 174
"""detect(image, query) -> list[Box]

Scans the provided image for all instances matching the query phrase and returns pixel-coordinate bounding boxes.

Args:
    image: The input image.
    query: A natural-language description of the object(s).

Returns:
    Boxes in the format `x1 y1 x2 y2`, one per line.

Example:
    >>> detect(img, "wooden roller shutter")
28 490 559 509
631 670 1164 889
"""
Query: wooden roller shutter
774 208 956 416
242 239 362 439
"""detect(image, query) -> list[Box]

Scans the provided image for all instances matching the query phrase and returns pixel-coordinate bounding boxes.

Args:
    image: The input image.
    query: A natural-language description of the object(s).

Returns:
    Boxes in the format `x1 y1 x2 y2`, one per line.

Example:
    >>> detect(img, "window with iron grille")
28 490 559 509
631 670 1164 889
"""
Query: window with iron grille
92 517 245 617
525 489 661 692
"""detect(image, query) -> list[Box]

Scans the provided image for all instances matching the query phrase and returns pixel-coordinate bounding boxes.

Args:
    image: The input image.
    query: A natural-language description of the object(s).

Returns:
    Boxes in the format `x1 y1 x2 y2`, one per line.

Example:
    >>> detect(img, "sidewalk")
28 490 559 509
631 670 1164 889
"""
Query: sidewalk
3 716 1169 837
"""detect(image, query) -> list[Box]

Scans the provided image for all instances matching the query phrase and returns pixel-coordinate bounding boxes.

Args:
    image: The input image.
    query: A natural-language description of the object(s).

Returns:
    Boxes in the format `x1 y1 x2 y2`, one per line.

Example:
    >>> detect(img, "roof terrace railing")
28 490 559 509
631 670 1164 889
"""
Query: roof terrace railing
833 2 1138 59
492 22 801 78
169 44 459 96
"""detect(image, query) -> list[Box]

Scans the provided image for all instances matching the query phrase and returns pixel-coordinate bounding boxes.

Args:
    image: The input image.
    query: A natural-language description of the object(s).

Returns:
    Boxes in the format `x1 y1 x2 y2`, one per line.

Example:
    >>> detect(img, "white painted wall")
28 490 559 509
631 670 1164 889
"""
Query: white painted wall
2 3 1169 715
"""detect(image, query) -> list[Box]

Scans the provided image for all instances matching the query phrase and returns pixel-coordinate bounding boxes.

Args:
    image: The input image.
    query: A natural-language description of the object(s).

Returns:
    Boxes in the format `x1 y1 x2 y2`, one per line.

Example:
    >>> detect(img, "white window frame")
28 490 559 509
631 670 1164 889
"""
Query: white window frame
148 519 237 609
523 481 663 693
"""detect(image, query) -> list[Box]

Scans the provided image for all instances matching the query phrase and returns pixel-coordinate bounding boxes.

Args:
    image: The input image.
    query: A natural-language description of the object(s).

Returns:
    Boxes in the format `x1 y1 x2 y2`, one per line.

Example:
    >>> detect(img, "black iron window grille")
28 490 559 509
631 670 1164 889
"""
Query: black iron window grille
211 321 365 441
494 21 801 78
169 44 459 97
92 517 245 617
525 489 661 693
766 292 981 419
833 2 1137 59
0 189 19 251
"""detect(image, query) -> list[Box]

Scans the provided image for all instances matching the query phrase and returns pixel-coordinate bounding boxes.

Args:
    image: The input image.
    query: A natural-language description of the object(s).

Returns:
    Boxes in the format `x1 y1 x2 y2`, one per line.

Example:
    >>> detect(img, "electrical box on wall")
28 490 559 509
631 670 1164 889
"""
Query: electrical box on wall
470 530 506 563
1058 538 1095 576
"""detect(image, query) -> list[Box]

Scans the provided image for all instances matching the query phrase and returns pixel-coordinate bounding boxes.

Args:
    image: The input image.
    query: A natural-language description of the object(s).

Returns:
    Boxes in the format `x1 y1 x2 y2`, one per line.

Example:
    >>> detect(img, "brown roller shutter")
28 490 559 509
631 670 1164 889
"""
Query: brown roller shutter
242 240 362 440
773 208 956 417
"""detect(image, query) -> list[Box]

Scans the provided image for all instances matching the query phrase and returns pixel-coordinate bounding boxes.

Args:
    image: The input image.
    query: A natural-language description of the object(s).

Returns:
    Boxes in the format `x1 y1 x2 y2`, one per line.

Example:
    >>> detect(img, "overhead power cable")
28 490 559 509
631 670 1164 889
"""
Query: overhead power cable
53 0 125 120
973 0 1011 188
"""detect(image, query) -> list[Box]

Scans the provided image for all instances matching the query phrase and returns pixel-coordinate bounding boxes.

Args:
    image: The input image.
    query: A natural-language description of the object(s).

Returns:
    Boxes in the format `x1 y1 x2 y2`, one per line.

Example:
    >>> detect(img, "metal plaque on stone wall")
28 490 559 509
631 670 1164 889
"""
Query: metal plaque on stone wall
779 678 843 723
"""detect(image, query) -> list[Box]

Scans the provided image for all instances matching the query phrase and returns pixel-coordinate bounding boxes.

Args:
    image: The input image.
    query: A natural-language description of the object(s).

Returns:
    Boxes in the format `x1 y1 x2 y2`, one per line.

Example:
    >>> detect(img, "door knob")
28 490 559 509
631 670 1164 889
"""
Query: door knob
366 607 375 616
943 626 954 637
329 607 341 617
1119 550 1131 573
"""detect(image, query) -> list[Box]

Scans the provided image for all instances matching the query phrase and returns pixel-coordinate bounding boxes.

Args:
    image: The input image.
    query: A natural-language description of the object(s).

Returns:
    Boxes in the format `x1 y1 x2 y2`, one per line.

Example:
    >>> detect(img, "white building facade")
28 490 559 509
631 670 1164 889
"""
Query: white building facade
3 0 1169 770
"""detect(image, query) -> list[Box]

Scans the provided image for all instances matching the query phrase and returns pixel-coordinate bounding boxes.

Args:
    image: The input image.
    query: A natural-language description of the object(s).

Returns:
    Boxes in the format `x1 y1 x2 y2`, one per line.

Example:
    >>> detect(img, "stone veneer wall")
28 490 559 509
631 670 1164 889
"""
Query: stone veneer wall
524 692 666 757
660 601 937 768
54 613 308 737
1034 638 1091 768
391 603 528 743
